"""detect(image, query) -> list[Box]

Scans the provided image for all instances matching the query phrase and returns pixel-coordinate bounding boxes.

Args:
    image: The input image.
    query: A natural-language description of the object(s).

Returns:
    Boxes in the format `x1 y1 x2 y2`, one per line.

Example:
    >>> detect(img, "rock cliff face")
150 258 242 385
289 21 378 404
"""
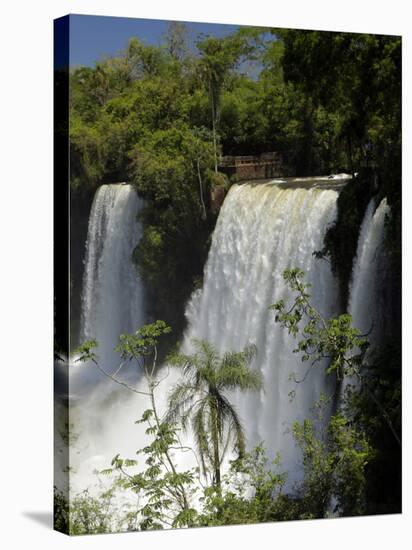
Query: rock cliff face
210 185 227 215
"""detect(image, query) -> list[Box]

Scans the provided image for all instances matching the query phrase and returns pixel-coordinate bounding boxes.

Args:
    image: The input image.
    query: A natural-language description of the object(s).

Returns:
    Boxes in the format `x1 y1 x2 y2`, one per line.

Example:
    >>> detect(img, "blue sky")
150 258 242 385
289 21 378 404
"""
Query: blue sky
68 14 242 67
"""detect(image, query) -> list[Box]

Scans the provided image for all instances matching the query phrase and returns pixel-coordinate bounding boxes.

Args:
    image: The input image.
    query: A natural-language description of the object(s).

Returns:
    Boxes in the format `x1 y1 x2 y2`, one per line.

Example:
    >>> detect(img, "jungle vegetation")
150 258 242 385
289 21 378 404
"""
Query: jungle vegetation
59 23 402 533
56 267 399 533
67 25 401 349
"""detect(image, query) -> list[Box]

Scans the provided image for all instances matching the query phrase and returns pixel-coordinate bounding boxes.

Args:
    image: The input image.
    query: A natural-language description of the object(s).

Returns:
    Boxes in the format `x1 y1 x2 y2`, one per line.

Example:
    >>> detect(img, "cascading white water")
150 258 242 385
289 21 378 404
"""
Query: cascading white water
68 178 347 498
69 183 149 493
348 197 390 345
181 180 341 484
337 197 390 403
75 184 145 392
329 198 390 514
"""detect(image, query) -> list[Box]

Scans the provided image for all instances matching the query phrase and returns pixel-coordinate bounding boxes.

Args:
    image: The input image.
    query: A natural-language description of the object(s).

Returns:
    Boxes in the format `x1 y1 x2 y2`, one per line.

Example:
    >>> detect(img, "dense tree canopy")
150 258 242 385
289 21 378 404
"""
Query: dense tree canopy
69 26 401 185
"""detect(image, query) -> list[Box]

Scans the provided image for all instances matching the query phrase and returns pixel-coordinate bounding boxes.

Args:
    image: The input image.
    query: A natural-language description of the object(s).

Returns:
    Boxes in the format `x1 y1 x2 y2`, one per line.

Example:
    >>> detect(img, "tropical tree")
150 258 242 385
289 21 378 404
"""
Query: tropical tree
76 321 199 526
196 32 260 171
167 340 262 487
196 37 233 172
270 268 400 446
126 37 167 80
164 21 189 61
271 267 401 513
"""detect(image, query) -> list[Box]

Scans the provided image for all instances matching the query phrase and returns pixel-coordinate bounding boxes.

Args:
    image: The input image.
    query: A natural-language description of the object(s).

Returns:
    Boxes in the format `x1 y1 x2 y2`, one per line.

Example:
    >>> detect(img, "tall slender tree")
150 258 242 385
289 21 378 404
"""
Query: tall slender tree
167 340 262 487
164 21 189 61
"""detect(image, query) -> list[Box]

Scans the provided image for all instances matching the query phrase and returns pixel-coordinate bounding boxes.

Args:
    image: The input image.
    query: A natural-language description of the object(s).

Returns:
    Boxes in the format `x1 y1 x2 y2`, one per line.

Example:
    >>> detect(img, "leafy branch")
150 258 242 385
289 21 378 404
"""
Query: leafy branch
74 321 202 528
270 268 400 446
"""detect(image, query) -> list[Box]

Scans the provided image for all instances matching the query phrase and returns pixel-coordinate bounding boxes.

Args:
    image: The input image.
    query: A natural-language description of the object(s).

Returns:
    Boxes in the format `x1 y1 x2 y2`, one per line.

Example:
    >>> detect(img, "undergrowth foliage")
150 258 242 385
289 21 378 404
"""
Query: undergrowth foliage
55 270 398 533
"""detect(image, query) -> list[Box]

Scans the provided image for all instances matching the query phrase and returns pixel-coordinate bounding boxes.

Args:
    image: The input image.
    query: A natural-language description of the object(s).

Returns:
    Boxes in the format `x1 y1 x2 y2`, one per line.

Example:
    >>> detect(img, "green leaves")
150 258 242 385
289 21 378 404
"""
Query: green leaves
115 320 171 361
58 485 116 535
172 507 198 528
104 416 199 529
197 443 289 526
167 339 262 485
270 268 400 515
292 409 372 517
135 409 154 424
74 339 98 363
271 268 368 381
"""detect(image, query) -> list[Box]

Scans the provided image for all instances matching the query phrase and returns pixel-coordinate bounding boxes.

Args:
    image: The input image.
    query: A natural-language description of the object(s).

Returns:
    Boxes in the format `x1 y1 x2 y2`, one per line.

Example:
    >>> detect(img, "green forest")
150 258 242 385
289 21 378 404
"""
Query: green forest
56 23 401 534
68 25 401 341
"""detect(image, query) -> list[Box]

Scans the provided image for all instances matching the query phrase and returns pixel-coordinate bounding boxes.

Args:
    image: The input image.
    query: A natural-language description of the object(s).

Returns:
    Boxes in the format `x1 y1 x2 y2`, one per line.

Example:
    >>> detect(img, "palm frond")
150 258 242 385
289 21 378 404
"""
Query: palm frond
166 381 196 426
191 339 220 373
217 345 262 391
215 392 246 458
165 339 262 483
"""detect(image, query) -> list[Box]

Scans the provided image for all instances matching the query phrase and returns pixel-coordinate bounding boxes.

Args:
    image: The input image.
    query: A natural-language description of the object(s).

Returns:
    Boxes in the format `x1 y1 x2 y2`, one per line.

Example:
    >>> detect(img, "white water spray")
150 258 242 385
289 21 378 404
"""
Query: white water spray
70 179 346 497
73 184 145 393
338 197 390 402
181 181 341 484
348 198 390 344
69 184 147 493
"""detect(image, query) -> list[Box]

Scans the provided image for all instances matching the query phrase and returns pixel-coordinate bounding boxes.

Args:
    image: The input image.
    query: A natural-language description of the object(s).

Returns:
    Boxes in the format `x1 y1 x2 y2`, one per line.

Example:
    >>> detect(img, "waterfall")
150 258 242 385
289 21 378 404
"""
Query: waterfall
69 178 346 495
348 198 390 345
181 181 341 484
326 198 390 517
75 183 145 392
338 197 390 403
65 179 394 512
68 183 148 493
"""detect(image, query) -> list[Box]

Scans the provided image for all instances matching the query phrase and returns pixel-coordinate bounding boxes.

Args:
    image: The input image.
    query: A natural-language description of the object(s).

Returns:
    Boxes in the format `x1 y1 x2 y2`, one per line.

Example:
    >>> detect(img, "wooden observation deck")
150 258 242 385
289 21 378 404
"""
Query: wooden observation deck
218 152 285 181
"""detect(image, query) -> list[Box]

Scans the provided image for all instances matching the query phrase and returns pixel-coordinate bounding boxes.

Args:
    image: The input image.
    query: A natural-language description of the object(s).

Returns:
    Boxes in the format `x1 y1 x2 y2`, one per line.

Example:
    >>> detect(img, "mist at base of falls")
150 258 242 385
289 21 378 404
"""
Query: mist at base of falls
64 177 386 502
64 183 149 492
